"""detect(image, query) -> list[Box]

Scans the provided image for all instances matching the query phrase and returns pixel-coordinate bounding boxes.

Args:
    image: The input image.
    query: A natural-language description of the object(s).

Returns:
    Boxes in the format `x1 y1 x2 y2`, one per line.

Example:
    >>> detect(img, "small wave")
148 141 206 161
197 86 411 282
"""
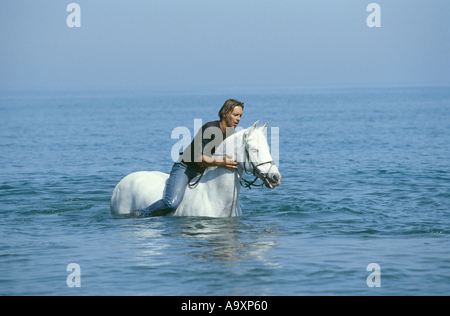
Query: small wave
0 185 15 190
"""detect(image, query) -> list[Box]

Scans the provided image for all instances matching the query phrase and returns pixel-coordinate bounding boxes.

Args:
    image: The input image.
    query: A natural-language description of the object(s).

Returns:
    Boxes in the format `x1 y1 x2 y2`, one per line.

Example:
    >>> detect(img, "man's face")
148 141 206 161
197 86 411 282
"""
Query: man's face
223 106 243 128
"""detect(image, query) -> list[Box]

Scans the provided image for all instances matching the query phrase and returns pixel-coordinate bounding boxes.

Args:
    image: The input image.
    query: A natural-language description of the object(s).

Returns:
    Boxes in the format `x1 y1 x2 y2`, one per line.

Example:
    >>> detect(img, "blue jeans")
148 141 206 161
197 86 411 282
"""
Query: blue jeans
137 162 202 217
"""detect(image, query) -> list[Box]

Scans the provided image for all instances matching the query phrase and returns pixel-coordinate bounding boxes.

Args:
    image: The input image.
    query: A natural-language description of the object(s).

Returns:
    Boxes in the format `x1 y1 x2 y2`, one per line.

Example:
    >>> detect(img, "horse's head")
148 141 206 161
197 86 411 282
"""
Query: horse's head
243 121 282 189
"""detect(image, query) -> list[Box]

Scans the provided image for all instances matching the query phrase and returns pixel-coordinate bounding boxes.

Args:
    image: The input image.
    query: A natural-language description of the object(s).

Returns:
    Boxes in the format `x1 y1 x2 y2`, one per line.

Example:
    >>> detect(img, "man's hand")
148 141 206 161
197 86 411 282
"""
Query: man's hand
216 157 238 172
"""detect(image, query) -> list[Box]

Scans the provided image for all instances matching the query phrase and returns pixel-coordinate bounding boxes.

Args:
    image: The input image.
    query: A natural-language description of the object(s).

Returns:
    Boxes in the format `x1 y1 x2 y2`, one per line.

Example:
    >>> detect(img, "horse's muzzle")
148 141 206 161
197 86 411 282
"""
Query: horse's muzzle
264 173 282 189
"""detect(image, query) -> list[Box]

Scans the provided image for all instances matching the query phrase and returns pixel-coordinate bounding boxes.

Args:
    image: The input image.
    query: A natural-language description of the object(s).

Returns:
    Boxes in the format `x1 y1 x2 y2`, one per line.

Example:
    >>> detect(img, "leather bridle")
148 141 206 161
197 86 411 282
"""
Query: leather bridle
239 134 276 189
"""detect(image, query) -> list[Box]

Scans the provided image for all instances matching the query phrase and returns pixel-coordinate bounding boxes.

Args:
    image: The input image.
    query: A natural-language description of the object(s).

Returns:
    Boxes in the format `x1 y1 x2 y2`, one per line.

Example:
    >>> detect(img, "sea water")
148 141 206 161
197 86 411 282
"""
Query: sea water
1 86 449 295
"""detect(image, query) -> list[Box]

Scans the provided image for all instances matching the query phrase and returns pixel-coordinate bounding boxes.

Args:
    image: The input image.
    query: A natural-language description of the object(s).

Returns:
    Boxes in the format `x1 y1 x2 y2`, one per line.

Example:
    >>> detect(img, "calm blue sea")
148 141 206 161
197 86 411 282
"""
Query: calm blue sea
1 85 449 296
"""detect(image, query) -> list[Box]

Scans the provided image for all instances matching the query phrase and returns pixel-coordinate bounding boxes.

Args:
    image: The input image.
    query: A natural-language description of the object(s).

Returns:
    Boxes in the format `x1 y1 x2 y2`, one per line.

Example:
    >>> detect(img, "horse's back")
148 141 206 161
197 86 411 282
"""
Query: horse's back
110 167 242 217
110 171 168 215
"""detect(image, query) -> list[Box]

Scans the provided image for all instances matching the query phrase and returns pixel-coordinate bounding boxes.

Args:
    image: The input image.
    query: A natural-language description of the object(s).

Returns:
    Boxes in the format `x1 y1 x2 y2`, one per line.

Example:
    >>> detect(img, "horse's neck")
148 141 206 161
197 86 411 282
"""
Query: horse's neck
177 164 242 216
214 129 247 176
198 130 245 216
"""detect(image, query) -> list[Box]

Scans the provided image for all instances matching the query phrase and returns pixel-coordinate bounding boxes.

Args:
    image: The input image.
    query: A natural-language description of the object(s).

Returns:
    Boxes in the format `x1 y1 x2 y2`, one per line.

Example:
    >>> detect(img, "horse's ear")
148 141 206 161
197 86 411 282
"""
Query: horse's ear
245 121 258 139
261 122 268 134
249 121 258 135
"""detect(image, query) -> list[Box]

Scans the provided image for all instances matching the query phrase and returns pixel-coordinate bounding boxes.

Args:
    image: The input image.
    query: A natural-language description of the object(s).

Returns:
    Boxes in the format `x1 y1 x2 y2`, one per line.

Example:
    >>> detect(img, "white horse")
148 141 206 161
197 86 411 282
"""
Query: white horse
110 121 282 217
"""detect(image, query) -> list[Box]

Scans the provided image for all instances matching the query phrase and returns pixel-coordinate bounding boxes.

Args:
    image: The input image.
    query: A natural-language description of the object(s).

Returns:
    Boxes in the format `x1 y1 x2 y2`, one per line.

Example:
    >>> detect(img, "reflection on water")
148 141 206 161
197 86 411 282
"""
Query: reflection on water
127 216 281 267
122 219 171 267
172 216 280 266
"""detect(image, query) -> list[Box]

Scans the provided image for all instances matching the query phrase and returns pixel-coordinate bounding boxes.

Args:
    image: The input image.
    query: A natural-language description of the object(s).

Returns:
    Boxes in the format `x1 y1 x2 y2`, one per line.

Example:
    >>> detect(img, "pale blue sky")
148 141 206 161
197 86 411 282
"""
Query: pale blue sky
0 0 449 91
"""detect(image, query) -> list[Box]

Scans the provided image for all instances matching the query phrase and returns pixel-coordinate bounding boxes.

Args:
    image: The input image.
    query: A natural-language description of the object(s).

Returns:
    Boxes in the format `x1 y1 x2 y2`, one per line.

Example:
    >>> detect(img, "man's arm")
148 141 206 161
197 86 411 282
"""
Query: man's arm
196 155 238 172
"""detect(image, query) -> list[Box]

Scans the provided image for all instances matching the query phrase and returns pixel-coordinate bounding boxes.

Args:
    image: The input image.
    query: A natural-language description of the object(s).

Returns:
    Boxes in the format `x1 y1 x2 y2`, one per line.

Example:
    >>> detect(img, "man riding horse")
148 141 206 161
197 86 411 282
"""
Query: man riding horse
134 99 244 217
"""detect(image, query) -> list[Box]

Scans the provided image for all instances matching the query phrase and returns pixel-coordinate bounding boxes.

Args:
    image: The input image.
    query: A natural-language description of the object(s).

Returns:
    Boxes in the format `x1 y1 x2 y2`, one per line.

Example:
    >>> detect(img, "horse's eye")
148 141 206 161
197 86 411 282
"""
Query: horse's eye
252 149 259 153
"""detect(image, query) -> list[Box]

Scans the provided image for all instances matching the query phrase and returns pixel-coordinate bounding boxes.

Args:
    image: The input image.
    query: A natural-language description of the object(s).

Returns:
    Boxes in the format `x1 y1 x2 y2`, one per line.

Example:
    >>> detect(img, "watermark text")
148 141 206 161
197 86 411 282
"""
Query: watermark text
366 263 381 287
66 263 81 287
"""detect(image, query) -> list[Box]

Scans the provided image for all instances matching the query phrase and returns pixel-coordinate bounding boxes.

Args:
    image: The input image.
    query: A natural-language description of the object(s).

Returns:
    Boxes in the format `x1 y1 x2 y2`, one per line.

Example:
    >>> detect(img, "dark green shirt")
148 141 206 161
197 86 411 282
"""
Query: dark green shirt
180 120 235 172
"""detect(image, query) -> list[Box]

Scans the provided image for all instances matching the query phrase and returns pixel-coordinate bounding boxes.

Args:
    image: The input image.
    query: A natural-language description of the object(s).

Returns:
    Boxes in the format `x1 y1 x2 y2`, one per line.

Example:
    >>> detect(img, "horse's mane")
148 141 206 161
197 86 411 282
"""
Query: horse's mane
213 127 247 162
213 124 267 165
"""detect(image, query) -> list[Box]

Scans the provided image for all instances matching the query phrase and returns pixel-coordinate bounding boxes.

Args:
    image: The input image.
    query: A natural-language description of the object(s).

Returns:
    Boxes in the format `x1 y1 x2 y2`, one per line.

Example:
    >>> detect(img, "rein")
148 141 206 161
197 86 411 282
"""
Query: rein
188 170 204 188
